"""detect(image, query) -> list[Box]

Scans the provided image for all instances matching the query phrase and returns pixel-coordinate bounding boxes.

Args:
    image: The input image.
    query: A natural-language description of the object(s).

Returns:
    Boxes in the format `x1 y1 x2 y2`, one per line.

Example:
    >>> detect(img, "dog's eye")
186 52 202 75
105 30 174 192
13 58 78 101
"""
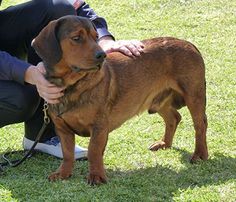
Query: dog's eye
72 36 81 43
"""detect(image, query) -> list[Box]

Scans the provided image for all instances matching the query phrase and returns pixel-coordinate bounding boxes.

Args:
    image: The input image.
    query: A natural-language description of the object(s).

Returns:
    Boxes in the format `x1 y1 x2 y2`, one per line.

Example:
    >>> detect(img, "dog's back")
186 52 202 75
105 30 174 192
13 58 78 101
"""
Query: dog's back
103 37 205 131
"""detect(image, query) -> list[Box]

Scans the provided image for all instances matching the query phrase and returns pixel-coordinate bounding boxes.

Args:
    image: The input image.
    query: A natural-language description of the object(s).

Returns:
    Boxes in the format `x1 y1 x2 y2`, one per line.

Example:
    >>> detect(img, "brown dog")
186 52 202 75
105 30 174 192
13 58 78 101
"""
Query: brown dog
32 15 208 185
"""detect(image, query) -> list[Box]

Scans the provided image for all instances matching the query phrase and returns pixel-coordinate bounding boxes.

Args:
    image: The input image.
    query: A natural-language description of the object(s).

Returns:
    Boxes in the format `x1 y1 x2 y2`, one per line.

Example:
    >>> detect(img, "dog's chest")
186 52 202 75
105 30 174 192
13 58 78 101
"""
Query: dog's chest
50 100 100 137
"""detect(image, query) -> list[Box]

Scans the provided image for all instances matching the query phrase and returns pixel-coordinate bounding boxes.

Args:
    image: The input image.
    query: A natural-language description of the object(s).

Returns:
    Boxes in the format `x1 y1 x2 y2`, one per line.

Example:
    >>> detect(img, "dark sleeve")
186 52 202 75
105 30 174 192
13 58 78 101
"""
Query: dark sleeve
76 2 115 40
0 51 31 84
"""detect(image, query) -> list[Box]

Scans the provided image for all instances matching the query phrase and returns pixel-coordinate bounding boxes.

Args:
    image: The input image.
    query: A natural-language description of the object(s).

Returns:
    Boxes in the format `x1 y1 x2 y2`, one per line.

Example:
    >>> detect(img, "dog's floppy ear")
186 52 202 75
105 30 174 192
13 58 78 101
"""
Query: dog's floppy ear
31 19 62 67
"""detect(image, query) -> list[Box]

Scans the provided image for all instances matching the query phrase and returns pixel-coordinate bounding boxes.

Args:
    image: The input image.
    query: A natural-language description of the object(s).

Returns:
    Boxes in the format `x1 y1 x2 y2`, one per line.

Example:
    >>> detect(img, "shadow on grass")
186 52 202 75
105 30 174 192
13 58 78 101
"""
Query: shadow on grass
105 149 236 201
0 149 235 201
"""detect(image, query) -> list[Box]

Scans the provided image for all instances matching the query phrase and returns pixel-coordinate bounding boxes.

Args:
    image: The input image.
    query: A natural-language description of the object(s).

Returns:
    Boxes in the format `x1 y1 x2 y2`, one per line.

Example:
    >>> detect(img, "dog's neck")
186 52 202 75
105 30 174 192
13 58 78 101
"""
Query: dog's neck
48 67 105 116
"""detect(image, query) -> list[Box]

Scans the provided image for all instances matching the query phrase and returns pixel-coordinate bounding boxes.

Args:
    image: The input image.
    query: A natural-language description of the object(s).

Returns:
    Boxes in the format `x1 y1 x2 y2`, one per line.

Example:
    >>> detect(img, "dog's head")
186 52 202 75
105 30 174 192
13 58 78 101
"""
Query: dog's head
32 15 106 78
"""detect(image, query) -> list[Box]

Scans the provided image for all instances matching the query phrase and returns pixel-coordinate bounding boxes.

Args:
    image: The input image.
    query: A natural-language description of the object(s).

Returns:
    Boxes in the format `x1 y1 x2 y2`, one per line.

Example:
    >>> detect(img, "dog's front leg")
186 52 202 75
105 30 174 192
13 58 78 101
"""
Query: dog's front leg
87 126 108 185
48 126 75 181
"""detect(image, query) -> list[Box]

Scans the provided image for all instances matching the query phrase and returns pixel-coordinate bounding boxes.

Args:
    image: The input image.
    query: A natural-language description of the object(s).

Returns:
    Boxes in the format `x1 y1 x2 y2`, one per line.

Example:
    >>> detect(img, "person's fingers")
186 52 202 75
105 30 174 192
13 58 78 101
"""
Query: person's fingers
100 39 144 57
124 42 141 56
39 84 64 93
36 62 46 74
130 40 145 52
41 90 62 104
115 45 132 56
37 87 64 104
38 85 64 96
34 71 65 103
114 40 144 56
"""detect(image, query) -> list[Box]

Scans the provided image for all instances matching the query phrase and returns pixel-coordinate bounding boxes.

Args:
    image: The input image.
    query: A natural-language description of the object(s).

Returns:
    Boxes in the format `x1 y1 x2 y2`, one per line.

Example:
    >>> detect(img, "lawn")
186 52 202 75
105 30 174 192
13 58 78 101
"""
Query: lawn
0 0 236 201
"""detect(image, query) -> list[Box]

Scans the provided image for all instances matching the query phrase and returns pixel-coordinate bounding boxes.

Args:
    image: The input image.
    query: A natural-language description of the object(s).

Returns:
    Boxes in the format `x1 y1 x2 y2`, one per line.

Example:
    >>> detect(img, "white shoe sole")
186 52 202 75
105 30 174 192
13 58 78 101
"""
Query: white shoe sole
23 137 88 160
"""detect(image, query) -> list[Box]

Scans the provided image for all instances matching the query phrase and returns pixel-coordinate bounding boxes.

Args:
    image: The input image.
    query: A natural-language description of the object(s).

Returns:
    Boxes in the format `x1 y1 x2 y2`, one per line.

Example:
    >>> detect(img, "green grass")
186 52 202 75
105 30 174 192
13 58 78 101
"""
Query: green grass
1 0 236 201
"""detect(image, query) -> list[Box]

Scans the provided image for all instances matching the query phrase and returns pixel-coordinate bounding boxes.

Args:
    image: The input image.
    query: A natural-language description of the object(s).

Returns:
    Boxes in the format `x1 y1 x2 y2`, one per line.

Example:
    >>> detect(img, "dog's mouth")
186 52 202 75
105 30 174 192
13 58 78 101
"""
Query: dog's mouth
96 63 102 70
70 63 102 73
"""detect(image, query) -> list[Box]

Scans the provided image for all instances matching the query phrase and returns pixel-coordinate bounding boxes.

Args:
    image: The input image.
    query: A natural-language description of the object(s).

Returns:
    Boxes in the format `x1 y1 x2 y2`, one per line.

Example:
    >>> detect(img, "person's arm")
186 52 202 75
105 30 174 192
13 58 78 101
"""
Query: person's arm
0 51 64 104
76 1 144 56
0 50 30 84
76 1 114 40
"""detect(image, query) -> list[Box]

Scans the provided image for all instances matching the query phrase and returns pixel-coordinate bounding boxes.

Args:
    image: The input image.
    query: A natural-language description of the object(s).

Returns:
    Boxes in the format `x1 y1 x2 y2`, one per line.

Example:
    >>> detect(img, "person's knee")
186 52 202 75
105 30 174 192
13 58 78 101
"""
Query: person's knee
6 84 41 121
17 85 41 120
0 82 41 126
35 0 75 19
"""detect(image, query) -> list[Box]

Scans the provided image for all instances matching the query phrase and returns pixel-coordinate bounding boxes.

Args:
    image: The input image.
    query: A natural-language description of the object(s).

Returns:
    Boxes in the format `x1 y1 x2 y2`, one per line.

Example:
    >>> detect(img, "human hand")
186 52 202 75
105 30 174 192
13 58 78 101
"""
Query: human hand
24 62 65 104
98 36 144 57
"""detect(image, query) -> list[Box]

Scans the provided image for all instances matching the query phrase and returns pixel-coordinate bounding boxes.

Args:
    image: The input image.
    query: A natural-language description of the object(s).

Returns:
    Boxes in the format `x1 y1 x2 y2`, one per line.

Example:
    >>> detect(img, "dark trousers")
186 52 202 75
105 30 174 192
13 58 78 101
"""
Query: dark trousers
0 0 76 141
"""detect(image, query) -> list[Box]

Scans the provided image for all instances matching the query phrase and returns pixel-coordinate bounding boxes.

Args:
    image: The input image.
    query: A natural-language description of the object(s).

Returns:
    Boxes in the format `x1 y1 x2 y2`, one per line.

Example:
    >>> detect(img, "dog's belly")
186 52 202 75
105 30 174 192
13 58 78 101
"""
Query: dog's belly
107 87 165 131
69 124 90 137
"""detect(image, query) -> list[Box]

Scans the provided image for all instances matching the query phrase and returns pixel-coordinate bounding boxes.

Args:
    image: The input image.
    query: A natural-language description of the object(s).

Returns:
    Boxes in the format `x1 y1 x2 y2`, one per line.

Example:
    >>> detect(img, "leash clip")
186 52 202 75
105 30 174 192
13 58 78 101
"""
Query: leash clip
43 101 50 124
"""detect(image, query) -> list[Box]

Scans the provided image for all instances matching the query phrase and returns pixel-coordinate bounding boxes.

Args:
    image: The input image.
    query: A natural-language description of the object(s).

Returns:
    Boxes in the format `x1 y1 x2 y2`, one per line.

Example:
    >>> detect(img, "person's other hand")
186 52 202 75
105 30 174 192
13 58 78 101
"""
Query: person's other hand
24 62 65 104
98 36 144 57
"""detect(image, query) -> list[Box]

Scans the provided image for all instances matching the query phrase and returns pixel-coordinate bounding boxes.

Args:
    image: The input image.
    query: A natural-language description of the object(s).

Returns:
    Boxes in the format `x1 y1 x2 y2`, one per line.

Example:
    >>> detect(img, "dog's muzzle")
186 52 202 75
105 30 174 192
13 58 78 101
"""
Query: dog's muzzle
70 50 106 72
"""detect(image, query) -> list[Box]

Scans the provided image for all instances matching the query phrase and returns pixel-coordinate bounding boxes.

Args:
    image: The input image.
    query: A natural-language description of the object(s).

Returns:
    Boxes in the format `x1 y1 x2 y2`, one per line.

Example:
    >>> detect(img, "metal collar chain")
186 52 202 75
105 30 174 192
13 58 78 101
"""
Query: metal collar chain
43 101 50 124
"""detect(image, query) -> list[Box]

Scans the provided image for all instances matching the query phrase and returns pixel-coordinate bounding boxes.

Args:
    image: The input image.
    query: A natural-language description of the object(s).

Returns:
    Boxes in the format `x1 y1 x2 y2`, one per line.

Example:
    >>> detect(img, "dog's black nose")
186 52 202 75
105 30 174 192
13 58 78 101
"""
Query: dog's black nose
95 51 106 60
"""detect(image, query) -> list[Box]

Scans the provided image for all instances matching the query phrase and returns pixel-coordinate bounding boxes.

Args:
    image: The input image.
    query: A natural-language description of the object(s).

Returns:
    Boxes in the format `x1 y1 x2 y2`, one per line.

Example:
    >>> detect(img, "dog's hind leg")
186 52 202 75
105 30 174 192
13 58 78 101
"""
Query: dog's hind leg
149 93 182 151
185 94 208 163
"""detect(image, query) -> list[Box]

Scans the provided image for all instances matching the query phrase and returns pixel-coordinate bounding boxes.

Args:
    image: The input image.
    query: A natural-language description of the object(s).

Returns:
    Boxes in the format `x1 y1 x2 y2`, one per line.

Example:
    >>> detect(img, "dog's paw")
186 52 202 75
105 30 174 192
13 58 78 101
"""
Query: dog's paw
148 140 170 151
48 171 72 181
190 151 208 163
87 173 107 186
